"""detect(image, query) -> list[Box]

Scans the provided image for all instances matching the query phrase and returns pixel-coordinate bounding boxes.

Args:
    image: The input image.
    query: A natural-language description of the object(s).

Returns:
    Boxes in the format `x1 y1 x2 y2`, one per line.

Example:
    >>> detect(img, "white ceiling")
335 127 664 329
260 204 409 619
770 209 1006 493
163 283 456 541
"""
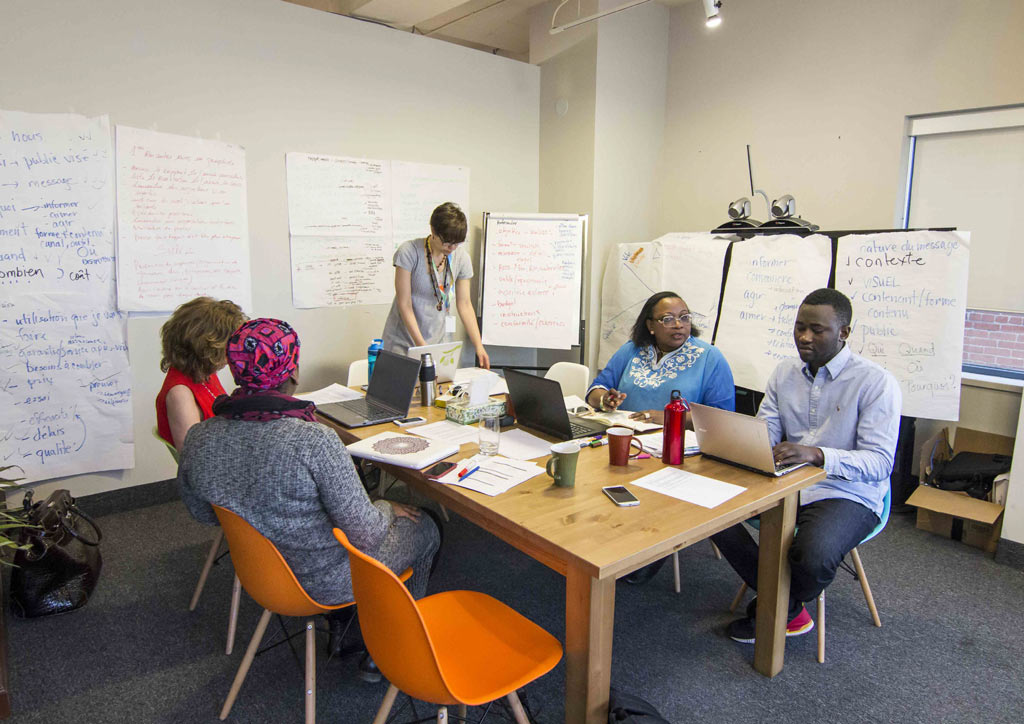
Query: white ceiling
284 0 694 63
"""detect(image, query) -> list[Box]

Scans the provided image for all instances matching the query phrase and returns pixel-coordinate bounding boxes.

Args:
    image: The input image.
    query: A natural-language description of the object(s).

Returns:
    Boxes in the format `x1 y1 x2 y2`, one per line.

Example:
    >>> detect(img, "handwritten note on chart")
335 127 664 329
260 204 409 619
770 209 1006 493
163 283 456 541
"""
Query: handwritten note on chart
715 234 832 391
0 109 133 482
599 233 732 365
286 153 390 237
836 231 970 420
115 126 252 312
481 215 583 350
391 161 469 246
290 236 392 308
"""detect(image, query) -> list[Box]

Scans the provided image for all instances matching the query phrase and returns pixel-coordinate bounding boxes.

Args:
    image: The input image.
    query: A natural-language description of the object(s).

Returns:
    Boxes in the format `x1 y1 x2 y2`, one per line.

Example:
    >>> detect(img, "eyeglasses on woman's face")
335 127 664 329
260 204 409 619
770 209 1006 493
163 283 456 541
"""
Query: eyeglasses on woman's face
653 313 691 327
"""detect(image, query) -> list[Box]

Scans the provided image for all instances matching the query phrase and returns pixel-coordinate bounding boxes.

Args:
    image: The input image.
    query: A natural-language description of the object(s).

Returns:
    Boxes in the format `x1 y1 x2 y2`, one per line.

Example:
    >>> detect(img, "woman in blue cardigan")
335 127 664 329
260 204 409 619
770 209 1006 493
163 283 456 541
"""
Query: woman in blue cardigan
586 291 735 421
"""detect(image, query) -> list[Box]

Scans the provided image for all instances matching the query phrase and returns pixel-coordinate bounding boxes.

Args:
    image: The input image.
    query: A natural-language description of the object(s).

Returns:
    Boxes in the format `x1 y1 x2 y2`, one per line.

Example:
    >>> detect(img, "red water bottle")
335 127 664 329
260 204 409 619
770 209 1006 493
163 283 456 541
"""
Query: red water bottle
662 390 689 466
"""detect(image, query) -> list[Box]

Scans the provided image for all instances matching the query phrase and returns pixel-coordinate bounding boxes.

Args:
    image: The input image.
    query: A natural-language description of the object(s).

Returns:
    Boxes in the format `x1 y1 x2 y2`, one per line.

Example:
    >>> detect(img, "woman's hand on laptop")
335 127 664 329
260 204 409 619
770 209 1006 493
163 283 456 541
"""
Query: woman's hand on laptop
772 442 824 467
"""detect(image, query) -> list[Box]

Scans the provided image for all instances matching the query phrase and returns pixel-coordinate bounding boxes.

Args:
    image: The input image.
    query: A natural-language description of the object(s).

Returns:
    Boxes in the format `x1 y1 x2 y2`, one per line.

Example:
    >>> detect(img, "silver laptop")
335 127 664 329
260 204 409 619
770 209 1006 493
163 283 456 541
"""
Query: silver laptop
406 341 463 383
689 402 808 477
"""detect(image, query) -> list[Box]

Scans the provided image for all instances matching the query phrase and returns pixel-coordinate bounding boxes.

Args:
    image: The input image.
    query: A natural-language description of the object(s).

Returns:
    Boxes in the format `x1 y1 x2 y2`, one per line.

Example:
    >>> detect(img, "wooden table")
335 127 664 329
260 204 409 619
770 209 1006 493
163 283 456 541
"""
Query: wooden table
321 403 824 724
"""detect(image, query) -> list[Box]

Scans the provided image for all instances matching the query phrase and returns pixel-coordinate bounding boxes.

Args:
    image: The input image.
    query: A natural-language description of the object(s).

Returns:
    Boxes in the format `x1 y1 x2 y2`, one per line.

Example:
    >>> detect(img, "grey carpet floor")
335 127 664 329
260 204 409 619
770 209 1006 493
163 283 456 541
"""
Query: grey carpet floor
6 497 1024 723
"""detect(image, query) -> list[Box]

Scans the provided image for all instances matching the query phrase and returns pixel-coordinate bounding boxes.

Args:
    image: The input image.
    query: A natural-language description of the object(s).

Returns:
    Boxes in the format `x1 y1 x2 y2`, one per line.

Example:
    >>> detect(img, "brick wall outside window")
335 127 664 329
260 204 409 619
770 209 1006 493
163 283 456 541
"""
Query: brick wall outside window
963 310 1024 371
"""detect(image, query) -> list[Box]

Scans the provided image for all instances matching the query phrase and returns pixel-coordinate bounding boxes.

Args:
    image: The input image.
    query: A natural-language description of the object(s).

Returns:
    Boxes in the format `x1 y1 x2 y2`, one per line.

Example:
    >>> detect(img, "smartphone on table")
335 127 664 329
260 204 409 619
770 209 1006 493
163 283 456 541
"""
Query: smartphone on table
394 416 427 428
602 485 640 507
425 461 457 478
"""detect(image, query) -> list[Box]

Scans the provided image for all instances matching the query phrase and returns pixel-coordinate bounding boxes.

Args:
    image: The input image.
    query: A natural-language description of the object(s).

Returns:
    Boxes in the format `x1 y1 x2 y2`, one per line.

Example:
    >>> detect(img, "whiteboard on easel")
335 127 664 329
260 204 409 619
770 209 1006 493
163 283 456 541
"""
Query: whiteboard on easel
479 213 586 350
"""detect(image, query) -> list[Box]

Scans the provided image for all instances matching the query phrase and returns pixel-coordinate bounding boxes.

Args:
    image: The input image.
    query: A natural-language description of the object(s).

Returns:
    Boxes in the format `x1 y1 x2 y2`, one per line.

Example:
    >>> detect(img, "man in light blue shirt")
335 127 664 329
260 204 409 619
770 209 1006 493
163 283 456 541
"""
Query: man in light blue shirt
713 288 901 643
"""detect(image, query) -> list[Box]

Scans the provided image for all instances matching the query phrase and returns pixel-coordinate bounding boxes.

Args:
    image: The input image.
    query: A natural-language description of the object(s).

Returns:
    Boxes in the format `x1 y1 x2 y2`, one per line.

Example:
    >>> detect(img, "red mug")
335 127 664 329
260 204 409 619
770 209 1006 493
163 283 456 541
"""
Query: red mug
607 427 644 466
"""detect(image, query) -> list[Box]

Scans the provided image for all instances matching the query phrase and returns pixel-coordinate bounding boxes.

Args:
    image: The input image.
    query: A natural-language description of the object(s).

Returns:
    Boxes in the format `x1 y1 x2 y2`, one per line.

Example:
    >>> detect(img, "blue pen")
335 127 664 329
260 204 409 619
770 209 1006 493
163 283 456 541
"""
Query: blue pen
459 465 481 480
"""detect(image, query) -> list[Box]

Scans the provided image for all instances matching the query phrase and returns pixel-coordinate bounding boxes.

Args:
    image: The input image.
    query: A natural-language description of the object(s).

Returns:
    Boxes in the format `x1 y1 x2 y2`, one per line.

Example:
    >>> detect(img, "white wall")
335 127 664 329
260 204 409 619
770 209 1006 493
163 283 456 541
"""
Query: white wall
1 0 539 500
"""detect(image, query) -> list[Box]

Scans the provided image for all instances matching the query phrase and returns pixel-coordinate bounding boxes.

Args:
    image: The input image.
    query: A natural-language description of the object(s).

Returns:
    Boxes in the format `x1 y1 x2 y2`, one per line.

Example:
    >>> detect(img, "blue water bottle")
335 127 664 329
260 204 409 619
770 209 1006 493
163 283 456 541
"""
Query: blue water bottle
367 338 383 380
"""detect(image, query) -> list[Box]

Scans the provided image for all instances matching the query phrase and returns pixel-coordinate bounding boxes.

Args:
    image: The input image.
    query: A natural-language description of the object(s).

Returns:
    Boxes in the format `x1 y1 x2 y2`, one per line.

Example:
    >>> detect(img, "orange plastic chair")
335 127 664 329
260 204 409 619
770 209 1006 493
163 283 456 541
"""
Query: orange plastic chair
333 527 563 724
154 426 241 655
214 505 412 723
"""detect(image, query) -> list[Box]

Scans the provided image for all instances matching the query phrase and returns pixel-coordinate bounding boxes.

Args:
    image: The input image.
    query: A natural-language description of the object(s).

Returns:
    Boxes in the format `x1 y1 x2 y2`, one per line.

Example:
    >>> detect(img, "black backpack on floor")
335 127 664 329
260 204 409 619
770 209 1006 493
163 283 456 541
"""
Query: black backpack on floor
608 688 672 723
930 451 1011 500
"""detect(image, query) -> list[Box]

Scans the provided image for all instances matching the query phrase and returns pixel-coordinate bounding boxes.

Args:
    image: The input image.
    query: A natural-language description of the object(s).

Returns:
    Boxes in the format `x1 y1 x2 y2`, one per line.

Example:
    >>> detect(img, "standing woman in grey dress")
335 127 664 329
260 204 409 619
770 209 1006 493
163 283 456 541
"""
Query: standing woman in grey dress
380 202 490 368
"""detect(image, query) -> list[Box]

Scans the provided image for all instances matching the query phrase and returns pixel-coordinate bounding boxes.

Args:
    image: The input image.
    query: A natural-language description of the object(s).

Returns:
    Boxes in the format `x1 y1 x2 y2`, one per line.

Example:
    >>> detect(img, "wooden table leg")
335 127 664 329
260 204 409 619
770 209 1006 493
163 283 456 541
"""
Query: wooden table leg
564 567 615 724
753 492 798 677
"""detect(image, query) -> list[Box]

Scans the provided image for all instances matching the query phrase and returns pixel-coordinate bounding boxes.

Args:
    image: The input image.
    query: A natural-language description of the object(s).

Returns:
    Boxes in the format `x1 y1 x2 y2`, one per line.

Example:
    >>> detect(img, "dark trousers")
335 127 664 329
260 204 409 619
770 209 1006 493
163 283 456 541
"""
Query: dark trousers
711 498 879 618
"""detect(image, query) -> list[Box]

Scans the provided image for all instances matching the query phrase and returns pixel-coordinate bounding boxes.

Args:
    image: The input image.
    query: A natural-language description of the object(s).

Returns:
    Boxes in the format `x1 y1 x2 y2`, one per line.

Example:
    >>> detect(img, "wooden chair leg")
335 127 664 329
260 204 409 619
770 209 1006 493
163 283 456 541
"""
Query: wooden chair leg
816 591 825 664
711 541 723 560
219 608 272 720
672 552 681 594
305 618 316 724
191 529 224 611
437 706 448 722
371 684 399 724
506 691 530 724
729 582 748 613
439 505 451 523
457 703 467 721
226 575 241 655
850 547 881 627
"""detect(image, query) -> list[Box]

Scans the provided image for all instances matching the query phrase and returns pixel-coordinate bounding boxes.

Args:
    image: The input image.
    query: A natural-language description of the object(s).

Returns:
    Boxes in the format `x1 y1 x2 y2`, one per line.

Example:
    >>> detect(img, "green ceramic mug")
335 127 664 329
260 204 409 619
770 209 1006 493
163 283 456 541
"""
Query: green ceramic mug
546 441 581 488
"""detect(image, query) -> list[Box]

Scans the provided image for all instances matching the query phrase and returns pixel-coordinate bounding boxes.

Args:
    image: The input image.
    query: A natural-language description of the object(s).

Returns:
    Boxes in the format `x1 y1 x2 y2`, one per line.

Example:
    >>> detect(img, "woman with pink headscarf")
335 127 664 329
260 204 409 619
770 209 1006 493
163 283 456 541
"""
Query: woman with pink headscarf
177 319 439 671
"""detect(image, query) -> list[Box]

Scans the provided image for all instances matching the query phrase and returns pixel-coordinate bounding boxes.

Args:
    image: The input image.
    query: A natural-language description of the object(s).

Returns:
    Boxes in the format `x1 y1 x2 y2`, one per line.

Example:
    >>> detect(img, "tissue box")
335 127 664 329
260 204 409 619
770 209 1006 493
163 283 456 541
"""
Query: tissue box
445 399 506 425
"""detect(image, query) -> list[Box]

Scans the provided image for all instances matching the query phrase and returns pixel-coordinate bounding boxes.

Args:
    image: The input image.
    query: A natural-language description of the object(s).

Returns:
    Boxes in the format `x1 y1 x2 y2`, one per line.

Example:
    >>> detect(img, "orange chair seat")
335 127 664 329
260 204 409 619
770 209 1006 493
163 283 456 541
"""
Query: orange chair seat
417 590 563 706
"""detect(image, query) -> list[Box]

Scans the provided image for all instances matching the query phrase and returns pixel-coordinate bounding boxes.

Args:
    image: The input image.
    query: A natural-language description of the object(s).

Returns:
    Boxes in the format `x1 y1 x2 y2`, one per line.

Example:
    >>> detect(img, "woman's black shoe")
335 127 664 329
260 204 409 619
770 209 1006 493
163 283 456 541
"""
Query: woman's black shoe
623 557 667 585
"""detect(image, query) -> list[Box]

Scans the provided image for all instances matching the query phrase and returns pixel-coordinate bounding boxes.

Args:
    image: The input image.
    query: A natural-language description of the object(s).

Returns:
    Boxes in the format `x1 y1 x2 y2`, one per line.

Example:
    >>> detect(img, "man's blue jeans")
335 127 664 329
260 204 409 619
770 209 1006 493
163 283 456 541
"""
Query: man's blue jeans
711 498 880 618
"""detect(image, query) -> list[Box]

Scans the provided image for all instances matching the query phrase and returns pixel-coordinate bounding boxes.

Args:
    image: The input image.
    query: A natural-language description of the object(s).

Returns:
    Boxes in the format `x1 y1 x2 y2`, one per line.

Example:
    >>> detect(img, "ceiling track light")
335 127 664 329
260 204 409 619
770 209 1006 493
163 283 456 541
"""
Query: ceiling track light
702 0 723 28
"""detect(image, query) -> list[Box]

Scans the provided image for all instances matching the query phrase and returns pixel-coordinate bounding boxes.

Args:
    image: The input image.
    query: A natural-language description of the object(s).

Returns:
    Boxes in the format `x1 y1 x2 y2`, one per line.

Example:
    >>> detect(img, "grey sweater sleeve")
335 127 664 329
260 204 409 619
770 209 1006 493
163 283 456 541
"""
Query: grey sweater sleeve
176 434 218 526
306 426 395 551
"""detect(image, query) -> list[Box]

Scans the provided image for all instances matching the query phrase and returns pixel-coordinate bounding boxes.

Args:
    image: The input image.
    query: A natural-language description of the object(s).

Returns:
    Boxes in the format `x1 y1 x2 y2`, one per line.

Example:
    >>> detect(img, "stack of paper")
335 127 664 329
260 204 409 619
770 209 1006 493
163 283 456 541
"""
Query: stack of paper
497 428 553 460
453 367 509 396
433 454 544 496
411 420 481 447
636 430 699 457
629 467 744 508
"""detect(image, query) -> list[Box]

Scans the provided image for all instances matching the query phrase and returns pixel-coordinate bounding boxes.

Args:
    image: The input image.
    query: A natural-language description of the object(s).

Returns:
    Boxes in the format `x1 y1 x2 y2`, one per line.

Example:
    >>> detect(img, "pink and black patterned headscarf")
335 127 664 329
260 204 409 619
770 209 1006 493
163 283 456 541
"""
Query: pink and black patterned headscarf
226 318 300 391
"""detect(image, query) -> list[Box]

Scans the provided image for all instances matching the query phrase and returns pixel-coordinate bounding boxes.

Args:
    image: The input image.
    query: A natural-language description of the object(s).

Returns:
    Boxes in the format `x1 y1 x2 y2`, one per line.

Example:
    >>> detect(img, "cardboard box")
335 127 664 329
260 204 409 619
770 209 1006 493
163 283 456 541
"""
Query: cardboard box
908 426 1014 556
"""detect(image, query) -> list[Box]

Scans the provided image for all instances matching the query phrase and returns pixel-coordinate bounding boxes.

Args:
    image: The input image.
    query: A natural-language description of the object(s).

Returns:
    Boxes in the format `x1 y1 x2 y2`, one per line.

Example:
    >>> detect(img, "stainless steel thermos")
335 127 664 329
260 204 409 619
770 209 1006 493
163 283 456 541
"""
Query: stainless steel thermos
419 353 436 407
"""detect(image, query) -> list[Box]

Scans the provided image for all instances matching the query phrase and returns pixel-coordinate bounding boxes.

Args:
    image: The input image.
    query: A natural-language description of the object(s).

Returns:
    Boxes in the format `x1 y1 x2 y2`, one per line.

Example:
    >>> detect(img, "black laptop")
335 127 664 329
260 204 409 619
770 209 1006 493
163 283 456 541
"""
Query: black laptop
504 368 607 440
318 350 420 428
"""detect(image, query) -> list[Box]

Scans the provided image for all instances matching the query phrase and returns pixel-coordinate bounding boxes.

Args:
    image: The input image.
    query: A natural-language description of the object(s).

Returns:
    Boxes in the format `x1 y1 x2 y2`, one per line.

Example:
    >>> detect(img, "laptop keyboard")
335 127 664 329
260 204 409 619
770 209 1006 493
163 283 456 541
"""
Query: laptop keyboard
774 462 803 475
569 421 596 437
339 398 396 422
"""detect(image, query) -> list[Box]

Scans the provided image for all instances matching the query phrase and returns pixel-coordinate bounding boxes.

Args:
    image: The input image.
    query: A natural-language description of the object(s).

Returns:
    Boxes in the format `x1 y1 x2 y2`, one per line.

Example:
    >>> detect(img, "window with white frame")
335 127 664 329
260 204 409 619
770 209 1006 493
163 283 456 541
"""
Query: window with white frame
903 105 1024 376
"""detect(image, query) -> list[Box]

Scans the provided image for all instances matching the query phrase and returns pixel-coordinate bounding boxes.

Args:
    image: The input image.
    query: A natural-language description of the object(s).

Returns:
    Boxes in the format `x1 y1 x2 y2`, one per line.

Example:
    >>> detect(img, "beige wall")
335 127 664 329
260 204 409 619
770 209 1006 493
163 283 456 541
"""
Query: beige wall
2 0 539 500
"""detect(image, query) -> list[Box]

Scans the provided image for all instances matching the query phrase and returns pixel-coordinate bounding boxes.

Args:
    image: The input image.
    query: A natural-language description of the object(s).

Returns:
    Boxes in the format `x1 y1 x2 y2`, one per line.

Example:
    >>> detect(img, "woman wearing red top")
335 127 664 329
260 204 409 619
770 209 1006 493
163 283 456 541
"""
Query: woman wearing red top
156 297 247 448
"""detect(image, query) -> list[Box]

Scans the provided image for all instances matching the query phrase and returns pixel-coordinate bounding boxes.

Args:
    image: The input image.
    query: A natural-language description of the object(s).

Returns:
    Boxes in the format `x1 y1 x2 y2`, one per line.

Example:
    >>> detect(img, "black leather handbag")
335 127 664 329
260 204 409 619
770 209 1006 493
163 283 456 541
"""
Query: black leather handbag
10 489 103 618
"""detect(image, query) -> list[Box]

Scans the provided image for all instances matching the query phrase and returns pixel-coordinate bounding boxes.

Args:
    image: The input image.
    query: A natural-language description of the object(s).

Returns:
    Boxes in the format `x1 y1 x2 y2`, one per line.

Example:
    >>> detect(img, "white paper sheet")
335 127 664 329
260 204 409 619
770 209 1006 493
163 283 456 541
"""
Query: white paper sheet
453 367 509 395
714 234 833 391
635 431 699 457
480 214 583 350
410 420 481 447
0 110 134 483
391 161 470 246
497 428 554 460
286 153 390 237
295 383 363 404
630 467 745 508
434 454 545 496
115 126 252 312
289 236 392 308
836 231 970 420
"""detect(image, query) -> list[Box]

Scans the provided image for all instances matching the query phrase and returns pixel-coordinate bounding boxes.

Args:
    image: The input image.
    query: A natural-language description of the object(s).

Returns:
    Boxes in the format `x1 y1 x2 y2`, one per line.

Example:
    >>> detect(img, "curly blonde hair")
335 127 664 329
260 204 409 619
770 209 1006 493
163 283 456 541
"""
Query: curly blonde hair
160 297 247 383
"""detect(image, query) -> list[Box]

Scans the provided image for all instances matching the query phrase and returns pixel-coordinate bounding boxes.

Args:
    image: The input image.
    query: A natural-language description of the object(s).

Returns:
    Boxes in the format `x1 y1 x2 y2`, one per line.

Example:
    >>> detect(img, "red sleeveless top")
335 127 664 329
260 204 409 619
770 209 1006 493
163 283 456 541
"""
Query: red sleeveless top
155 367 226 447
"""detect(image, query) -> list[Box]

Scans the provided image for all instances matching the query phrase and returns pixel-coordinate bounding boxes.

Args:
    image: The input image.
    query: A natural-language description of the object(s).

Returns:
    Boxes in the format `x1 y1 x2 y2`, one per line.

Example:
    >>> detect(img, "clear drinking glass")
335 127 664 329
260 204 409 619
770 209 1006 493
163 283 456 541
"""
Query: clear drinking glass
478 408 501 456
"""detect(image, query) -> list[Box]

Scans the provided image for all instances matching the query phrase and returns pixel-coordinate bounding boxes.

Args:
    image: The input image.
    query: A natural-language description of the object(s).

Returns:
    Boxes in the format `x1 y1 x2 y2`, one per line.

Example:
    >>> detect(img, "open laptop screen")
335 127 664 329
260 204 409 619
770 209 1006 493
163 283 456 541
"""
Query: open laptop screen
367 350 421 411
